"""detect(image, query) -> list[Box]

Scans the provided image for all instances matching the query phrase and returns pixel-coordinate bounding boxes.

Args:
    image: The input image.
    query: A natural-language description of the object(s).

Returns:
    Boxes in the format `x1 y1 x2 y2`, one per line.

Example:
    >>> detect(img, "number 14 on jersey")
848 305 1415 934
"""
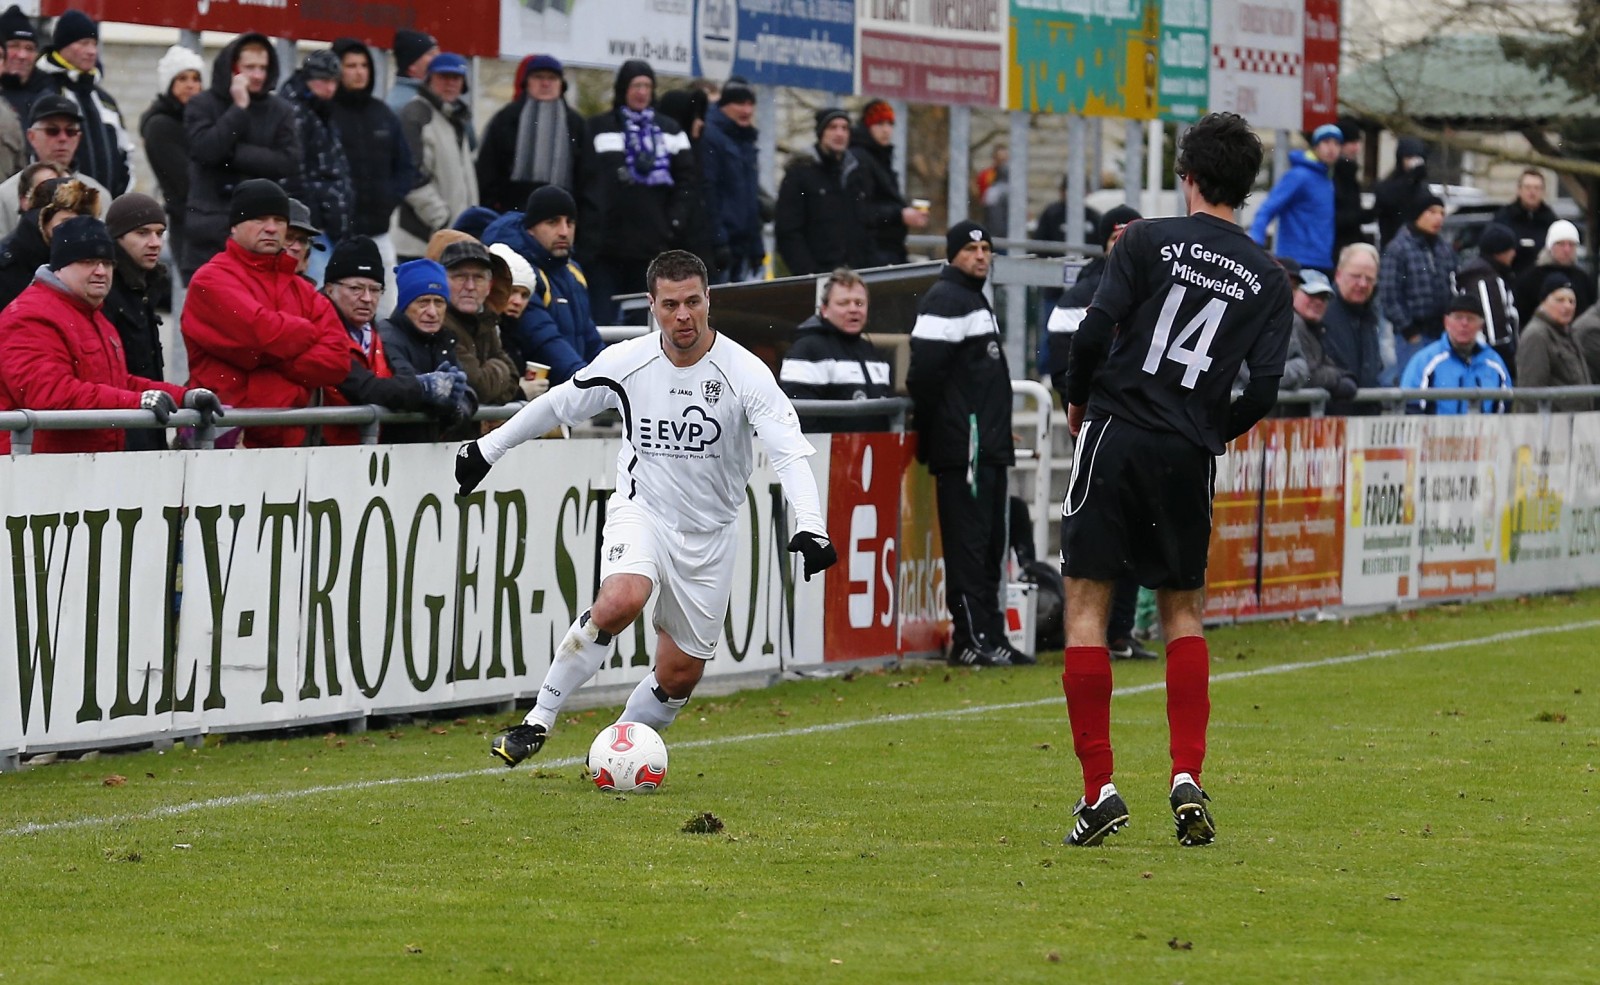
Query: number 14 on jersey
1142 283 1228 390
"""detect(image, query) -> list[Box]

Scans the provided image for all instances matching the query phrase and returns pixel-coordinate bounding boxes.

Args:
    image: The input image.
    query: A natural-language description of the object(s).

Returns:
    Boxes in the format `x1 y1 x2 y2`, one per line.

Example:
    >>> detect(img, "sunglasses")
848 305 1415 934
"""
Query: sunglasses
33 124 81 138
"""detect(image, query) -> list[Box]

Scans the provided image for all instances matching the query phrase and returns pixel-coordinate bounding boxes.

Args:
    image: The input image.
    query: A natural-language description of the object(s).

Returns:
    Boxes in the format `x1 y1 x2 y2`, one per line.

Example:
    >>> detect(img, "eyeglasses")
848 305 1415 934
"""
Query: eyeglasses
33 125 81 138
335 281 382 299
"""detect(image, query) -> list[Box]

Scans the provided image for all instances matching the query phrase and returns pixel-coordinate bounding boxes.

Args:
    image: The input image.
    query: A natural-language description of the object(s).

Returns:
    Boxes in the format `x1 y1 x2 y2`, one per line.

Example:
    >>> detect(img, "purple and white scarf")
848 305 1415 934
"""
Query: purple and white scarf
620 106 674 187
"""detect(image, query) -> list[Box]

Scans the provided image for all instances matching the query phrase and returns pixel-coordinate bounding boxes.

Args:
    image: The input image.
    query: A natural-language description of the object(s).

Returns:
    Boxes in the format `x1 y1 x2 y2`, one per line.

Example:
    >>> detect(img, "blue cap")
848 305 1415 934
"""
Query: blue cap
1311 123 1344 145
1298 268 1334 296
428 52 468 77
395 258 450 313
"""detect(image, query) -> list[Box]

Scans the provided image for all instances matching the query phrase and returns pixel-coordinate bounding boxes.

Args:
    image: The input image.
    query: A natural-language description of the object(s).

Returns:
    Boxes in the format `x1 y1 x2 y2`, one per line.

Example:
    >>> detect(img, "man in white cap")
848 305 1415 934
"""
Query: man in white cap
1514 218 1594 321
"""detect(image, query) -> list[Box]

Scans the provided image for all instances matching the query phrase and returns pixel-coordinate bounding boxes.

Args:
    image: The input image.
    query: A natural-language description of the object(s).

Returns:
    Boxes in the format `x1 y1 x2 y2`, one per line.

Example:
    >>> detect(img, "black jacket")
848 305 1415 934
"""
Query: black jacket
775 143 870 275
0 210 47 310
1456 254 1519 349
580 66 695 263
1042 255 1107 396
102 247 169 450
182 33 299 276
329 39 415 238
1514 256 1596 325
907 265 1015 471
1492 199 1558 276
35 50 130 196
476 56 587 213
139 93 190 235
779 314 895 432
848 125 908 266
1373 138 1429 247
279 71 355 242
1332 155 1371 255
0 68 50 125
376 311 472 444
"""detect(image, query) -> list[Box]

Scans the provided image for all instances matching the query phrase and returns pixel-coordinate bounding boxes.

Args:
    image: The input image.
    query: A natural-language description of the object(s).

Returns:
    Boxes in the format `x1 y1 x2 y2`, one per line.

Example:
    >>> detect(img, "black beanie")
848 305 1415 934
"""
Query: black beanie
719 76 755 106
1408 192 1445 222
946 219 992 258
524 184 576 227
0 5 35 45
1539 272 1575 306
392 29 436 76
229 178 290 226
1095 205 1142 248
814 107 849 139
50 9 95 50
106 192 166 239
49 215 113 271
1476 222 1517 258
324 235 385 286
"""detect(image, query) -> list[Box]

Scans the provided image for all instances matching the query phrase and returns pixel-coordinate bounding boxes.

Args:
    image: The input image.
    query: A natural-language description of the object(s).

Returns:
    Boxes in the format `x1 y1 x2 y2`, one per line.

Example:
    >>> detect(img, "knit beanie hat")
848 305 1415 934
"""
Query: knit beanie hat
50 9 96 50
324 236 385 286
0 5 35 45
1539 272 1575 306
229 179 290 226
451 206 499 239
490 243 537 297
395 258 450 312
1476 222 1517 258
861 99 894 127
1546 219 1580 247
105 192 166 239
1445 293 1483 317
48 215 113 270
946 219 992 258
1407 192 1445 222
156 44 205 96
814 107 849 138
719 76 755 107
392 29 436 76
302 49 341 82
523 184 576 227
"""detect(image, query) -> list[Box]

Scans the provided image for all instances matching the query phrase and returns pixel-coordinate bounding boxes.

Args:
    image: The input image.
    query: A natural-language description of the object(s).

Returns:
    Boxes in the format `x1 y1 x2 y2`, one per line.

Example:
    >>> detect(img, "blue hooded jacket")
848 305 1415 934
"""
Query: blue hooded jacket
1249 150 1335 271
701 103 764 264
481 210 604 383
1400 336 1510 414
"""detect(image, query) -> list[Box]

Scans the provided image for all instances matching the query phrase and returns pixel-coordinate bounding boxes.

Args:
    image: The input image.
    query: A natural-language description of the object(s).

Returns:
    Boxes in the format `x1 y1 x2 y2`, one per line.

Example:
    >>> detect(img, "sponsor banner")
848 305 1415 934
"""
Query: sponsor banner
1008 0 1160 118
1416 417 1499 599
44 0 499 58
1256 417 1344 614
1496 414 1574 594
0 452 189 752
859 1 1005 106
1564 414 1600 585
1203 427 1264 621
1342 416 1420 606
822 433 908 662
1159 0 1210 121
694 0 856 92
501 0 694 71
897 446 949 655
1300 0 1338 131
1206 0 1302 130
5 440 820 753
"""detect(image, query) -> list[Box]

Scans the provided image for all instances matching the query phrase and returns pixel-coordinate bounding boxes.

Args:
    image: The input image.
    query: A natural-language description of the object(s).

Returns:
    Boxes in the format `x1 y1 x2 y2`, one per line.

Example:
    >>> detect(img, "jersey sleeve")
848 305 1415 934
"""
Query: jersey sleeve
740 357 826 536
476 348 627 464
1242 274 1296 383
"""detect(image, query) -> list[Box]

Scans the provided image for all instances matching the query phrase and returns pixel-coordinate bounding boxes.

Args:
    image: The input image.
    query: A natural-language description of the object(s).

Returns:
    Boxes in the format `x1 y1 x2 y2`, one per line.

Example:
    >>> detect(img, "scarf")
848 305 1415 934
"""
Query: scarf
619 106 673 187
53 55 114 192
510 97 571 189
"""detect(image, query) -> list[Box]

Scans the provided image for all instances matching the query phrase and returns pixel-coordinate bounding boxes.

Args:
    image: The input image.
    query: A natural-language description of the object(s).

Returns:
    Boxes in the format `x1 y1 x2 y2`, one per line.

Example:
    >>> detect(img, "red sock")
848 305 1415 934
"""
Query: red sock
1062 646 1113 803
1166 635 1211 785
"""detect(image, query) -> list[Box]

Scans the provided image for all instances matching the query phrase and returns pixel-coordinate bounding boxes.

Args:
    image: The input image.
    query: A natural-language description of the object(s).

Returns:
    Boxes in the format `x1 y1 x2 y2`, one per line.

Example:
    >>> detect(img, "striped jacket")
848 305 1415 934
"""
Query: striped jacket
1399 336 1510 414
907 265 1015 471
778 314 894 432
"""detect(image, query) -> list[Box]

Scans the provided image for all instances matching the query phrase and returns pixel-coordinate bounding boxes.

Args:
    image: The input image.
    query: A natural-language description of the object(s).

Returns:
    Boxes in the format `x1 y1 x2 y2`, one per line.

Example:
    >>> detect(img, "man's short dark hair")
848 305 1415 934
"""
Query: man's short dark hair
1520 168 1545 185
646 249 707 295
820 267 865 307
1176 112 1263 210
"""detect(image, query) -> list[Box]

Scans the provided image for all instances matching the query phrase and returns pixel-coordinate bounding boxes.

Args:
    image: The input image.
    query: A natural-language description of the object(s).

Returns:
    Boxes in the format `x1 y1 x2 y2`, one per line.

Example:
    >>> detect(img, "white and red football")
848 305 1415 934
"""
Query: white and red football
586 721 669 793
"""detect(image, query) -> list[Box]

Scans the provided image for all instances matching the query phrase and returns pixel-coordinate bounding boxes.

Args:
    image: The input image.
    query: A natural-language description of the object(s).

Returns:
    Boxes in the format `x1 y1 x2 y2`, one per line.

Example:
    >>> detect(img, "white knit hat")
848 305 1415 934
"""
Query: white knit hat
489 243 538 297
156 44 206 96
1546 219 1581 248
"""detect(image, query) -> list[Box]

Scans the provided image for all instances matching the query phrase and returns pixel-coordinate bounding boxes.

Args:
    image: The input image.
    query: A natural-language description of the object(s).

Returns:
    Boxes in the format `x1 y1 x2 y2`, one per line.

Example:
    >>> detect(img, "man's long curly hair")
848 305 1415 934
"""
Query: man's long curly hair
1176 113 1264 210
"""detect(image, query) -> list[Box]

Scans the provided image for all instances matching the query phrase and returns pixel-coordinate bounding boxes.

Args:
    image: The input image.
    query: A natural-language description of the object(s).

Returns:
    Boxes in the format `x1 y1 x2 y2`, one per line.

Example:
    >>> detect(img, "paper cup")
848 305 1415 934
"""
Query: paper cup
525 361 550 381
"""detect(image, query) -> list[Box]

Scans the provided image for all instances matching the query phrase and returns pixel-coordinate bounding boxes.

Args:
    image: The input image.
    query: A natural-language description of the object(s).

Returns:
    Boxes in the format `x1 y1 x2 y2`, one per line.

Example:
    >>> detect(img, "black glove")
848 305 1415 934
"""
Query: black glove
140 389 177 424
456 441 491 495
1333 375 1359 400
183 387 225 417
787 531 837 582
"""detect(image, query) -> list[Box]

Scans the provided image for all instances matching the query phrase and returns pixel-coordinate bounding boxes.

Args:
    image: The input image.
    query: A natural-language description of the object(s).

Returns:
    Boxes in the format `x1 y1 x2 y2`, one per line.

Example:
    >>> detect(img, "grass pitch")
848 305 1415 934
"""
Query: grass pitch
3 592 1598 984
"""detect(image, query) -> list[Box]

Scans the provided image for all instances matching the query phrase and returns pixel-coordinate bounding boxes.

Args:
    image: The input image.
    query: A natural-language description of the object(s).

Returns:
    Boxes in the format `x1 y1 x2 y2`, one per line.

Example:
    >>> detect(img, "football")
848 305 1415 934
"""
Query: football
586 721 669 792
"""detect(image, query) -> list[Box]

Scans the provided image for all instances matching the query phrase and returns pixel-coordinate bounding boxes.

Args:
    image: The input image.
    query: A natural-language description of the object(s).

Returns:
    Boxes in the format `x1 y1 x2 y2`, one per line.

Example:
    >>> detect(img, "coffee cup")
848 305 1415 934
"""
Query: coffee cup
525 361 550 381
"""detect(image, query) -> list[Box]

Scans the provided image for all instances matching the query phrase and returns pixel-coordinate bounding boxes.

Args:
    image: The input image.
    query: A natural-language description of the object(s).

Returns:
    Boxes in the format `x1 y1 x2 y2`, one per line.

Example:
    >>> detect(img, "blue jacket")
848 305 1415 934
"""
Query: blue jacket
1400 336 1510 414
1249 151 1335 271
701 103 764 264
481 210 605 383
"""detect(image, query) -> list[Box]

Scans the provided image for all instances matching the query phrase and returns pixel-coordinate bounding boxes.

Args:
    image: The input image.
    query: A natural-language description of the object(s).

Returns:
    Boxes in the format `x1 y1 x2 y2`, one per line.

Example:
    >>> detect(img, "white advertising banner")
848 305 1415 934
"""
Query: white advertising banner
1207 0 1304 130
1565 414 1600 585
1341 416 1420 607
0 452 188 752
500 0 695 72
1496 413 1575 594
1415 416 1500 599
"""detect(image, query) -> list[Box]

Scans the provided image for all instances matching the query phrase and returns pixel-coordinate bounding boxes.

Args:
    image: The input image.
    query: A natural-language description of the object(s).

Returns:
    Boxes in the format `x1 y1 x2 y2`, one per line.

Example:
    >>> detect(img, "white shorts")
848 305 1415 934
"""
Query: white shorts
599 501 737 660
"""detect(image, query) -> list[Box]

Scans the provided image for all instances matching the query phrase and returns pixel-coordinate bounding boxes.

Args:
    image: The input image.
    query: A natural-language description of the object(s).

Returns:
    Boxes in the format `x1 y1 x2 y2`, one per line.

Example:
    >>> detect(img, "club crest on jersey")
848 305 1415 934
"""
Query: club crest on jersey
702 380 723 405
607 543 628 561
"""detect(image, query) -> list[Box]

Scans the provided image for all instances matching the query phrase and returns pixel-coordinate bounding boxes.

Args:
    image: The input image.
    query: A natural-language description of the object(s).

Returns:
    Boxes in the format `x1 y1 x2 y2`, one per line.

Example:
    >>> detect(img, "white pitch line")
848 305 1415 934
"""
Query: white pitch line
7 618 1596 838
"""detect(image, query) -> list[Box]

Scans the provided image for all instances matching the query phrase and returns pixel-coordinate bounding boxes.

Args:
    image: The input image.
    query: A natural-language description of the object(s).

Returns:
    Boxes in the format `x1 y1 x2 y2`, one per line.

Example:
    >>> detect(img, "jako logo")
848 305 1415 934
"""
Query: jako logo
638 406 722 453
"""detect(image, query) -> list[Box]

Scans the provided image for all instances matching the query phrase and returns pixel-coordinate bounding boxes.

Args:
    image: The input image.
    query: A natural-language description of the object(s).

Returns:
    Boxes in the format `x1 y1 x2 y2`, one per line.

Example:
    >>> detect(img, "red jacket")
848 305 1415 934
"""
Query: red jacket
182 238 349 447
0 272 186 454
321 323 393 446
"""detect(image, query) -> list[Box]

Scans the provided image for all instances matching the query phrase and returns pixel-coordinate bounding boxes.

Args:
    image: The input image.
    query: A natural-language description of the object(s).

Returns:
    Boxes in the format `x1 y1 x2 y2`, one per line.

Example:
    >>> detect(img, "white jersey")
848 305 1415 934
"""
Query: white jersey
478 331 826 536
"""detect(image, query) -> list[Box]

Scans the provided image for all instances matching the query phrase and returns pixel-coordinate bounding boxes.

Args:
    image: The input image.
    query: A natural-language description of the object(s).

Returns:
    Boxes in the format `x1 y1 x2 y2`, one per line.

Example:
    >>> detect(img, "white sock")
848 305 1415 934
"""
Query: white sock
619 670 689 731
1172 772 1197 792
525 611 613 730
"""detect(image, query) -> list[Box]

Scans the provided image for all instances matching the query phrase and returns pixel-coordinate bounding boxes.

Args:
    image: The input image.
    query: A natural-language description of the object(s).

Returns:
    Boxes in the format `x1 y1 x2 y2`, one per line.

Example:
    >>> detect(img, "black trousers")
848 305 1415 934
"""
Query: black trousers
934 464 1009 648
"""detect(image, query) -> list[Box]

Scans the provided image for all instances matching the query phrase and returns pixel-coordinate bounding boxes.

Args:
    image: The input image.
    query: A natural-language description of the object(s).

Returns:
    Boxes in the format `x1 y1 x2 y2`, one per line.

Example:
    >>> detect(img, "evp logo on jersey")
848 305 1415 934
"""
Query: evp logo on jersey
638 406 723 453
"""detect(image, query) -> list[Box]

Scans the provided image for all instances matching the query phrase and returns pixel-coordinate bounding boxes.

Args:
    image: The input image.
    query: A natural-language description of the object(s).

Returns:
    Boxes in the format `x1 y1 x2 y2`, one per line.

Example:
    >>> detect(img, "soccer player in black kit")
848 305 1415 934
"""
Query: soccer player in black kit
1059 112 1294 847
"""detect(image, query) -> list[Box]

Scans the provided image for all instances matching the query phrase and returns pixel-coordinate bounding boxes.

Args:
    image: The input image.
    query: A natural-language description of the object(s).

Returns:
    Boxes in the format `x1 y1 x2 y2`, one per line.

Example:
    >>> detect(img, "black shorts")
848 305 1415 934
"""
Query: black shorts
1059 417 1216 590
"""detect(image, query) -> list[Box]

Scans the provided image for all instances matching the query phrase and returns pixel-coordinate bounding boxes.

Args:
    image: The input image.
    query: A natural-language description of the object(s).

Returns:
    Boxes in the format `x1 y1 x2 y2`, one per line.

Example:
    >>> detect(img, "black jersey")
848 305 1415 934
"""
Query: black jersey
1073 213 1293 454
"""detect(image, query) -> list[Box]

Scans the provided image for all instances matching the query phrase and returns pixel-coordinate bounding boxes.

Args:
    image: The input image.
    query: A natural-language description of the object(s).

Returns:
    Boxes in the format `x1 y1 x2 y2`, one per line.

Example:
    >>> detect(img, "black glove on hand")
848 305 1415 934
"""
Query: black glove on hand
1333 375 1359 400
788 531 838 582
141 389 177 424
456 441 491 495
183 387 225 417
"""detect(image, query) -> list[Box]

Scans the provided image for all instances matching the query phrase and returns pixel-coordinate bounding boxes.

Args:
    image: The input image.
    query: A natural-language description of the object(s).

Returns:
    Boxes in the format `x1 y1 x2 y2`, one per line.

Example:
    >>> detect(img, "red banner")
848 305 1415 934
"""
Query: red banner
821 433 911 663
45 0 499 59
1255 418 1345 614
858 29 1002 107
1204 427 1265 621
1301 0 1339 131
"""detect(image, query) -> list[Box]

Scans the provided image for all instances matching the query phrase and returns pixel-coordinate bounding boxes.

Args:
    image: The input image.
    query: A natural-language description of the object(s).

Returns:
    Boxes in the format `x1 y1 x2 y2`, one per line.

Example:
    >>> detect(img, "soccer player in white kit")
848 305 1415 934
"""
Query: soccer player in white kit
455 250 839 766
